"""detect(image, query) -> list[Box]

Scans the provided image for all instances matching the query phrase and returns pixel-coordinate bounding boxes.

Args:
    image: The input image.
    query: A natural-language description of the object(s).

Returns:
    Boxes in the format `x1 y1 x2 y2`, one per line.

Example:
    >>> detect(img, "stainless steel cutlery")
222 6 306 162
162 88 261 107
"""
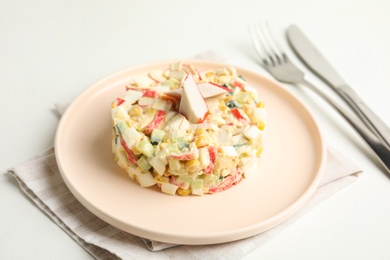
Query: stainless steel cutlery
287 25 390 151
249 23 390 175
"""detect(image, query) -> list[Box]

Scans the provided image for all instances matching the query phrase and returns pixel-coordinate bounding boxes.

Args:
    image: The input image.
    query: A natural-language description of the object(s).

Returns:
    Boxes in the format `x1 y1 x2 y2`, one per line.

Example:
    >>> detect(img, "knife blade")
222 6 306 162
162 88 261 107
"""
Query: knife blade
286 25 390 150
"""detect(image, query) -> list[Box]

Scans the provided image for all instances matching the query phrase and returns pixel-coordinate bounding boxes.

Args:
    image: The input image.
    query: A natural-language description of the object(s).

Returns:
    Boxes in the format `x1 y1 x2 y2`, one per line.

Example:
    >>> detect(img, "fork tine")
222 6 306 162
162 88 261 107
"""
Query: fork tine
257 23 280 65
249 24 270 65
249 22 305 84
249 22 287 66
262 23 288 64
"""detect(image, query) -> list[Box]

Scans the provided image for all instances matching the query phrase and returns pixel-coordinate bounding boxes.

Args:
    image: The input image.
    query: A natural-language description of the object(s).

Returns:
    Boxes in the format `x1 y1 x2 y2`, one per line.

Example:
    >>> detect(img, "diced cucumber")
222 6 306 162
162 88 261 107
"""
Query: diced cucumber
166 143 180 153
148 150 168 175
191 179 204 190
151 129 165 145
136 139 154 158
115 121 128 134
161 182 179 195
176 175 192 189
137 171 156 187
175 137 189 150
203 174 217 186
168 159 181 171
137 155 152 172
235 91 249 103
116 122 143 148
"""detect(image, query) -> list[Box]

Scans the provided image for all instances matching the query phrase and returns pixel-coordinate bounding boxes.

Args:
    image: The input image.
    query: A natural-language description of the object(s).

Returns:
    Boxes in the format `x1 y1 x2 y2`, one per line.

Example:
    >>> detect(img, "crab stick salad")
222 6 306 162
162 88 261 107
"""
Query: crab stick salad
111 61 266 196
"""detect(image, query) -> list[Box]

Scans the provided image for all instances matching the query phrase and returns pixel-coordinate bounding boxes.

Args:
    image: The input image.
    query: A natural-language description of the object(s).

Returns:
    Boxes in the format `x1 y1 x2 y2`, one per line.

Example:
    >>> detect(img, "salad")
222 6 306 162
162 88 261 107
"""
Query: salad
111 61 266 196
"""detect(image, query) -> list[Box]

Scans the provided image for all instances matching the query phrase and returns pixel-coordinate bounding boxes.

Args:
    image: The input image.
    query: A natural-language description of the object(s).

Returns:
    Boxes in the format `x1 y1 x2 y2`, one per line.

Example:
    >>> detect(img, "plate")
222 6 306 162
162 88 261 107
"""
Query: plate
55 59 326 245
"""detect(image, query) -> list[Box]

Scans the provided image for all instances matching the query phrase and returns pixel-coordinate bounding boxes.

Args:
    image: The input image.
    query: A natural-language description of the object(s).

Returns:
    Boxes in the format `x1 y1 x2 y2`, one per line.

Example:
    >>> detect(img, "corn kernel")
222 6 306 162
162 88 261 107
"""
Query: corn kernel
243 104 253 116
228 66 237 77
205 71 215 78
256 101 265 108
177 187 191 196
131 145 142 155
128 105 143 116
144 107 156 115
224 95 234 102
185 159 201 172
257 121 265 131
194 133 211 148
155 175 169 183
256 145 263 156
218 100 227 111
195 128 206 135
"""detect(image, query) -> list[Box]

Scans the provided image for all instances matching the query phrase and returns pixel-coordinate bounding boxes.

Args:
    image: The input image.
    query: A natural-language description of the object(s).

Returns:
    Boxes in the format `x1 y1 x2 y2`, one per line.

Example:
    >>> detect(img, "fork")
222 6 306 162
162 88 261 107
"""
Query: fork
248 23 390 175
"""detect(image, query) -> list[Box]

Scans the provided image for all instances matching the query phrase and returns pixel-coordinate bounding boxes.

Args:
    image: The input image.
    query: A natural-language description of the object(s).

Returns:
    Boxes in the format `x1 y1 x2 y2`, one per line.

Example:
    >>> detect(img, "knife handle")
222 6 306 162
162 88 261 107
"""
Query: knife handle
302 79 390 175
335 85 390 150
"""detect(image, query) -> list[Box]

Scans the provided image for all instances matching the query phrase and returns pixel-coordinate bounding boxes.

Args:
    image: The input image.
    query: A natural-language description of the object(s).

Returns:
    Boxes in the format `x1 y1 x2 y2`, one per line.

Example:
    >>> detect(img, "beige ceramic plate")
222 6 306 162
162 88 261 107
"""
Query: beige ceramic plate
55 59 326 245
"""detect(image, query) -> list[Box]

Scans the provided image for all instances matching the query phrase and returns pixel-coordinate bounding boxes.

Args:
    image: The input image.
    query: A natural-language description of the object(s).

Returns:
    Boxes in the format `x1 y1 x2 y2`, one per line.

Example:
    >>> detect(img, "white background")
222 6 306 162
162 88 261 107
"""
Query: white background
1 0 390 259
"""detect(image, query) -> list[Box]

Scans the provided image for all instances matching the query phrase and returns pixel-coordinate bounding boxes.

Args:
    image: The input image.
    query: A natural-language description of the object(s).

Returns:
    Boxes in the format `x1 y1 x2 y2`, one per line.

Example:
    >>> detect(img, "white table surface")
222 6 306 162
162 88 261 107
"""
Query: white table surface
1 0 390 259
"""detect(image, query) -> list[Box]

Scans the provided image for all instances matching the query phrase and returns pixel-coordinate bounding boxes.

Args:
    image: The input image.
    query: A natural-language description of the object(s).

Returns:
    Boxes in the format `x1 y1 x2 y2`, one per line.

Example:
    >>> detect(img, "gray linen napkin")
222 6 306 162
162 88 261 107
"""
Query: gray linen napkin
7 51 362 259
8 146 361 259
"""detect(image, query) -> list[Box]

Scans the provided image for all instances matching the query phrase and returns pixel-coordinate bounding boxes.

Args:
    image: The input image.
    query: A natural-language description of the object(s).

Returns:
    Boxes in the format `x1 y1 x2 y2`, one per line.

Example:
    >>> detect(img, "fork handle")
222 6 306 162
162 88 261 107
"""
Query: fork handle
335 84 390 150
302 79 390 175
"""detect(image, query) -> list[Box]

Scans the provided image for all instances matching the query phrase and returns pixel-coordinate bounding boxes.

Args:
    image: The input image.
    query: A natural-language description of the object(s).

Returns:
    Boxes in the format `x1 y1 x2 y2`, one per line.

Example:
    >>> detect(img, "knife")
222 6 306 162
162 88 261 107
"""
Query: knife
286 25 390 150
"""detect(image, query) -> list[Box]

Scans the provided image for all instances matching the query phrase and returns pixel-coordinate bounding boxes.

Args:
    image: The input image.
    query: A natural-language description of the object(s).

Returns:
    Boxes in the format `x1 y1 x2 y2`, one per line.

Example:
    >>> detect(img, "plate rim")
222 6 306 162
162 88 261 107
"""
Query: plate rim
55 59 326 245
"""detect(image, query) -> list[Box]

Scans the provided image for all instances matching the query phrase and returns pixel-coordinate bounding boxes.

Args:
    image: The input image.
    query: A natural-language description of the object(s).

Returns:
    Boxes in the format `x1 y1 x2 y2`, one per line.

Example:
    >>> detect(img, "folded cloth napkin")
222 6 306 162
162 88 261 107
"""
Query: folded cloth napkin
8 51 362 259
8 147 362 259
